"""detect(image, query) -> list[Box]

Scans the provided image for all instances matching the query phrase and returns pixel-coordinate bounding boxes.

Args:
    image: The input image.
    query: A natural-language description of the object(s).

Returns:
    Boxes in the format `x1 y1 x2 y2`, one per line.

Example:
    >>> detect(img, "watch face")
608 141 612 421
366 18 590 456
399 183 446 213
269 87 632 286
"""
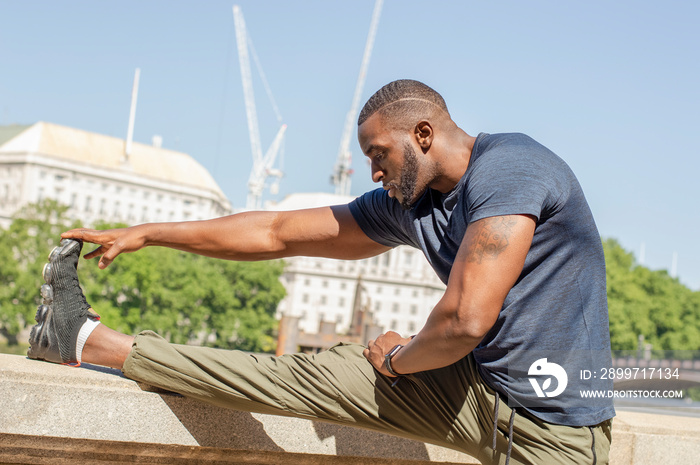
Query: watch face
386 344 403 358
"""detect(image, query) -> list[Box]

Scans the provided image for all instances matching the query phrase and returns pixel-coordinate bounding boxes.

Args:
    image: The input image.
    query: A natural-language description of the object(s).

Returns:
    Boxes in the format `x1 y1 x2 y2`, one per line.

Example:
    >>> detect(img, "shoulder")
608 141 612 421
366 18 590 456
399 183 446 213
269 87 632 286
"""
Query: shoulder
469 133 573 179
349 188 417 248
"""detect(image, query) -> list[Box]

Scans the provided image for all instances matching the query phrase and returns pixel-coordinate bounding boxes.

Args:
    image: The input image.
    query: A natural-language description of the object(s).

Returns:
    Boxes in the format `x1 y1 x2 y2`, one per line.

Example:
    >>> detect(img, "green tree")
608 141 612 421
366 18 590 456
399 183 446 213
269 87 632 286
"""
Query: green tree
0 204 286 353
78 234 286 352
604 238 700 353
0 200 81 345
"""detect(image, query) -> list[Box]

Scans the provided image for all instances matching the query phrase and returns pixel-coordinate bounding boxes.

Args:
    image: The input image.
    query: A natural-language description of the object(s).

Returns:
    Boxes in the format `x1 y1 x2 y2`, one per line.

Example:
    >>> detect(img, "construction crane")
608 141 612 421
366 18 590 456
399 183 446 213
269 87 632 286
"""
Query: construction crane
233 5 287 210
331 0 384 196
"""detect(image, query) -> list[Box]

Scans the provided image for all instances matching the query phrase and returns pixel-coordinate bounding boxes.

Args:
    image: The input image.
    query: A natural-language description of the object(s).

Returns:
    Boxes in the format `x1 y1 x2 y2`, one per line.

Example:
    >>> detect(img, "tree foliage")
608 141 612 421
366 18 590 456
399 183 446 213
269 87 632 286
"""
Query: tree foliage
0 200 81 345
604 238 700 353
3 201 698 355
0 201 286 352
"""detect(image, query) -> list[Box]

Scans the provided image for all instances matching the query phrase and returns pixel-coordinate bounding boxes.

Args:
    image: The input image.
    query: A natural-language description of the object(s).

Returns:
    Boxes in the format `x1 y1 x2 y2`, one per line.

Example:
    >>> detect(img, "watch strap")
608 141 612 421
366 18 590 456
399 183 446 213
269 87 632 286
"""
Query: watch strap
384 344 404 377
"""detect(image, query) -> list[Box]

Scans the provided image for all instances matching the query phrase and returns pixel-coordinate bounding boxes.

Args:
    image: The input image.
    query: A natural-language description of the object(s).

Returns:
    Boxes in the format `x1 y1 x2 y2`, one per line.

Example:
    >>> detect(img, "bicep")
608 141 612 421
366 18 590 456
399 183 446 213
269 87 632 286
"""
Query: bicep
441 214 536 336
274 204 391 260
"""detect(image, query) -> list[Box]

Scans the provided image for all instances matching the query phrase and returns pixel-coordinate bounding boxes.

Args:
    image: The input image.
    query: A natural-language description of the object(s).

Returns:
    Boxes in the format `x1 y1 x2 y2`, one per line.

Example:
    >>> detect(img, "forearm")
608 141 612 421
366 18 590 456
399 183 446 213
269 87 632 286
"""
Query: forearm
389 299 491 374
141 211 285 261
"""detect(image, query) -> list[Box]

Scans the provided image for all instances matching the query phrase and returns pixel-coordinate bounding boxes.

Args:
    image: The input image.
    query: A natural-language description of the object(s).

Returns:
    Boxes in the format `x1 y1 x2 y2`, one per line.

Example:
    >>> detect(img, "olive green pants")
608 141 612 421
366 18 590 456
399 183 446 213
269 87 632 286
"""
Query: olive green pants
122 331 612 465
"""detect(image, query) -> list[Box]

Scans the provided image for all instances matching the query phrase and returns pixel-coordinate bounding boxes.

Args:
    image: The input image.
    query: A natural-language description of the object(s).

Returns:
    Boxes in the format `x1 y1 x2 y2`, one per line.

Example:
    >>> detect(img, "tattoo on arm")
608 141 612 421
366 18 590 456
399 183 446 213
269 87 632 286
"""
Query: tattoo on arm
465 216 517 263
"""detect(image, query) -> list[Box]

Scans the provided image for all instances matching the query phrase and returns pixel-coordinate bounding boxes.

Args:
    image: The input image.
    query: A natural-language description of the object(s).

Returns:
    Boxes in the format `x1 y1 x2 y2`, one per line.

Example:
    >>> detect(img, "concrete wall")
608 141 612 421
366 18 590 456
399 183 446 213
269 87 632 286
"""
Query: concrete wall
1 353 699 464
0 354 475 464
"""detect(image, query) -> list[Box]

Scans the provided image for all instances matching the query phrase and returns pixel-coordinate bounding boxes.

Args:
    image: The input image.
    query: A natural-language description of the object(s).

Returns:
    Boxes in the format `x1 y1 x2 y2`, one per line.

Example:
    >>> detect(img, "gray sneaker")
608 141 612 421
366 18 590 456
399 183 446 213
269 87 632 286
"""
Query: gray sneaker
27 239 100 365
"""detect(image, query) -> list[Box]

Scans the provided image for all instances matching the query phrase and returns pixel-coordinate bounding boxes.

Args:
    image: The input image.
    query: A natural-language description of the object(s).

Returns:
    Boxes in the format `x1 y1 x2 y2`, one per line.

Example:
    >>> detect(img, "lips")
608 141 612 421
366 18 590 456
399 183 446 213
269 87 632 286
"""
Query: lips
383 183 398 198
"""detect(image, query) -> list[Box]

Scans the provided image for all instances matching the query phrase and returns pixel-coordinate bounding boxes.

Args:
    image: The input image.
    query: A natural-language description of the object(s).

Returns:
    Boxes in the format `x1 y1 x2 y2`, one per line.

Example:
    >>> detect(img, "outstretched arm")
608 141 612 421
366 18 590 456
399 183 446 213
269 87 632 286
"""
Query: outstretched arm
364 214 536 375
63 205 390 269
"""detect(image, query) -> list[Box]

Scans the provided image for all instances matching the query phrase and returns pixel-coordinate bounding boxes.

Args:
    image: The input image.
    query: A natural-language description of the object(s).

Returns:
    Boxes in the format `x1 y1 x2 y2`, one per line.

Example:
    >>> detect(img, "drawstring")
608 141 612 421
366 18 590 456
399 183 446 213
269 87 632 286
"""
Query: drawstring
492 395 516 465
492 394 500 449
589 426 597 465
506 408 516 465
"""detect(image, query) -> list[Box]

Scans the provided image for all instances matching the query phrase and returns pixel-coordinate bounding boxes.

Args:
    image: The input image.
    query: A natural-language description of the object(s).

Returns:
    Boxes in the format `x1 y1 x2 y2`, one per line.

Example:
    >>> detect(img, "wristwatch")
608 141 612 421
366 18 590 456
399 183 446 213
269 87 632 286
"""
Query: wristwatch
384 344 404 377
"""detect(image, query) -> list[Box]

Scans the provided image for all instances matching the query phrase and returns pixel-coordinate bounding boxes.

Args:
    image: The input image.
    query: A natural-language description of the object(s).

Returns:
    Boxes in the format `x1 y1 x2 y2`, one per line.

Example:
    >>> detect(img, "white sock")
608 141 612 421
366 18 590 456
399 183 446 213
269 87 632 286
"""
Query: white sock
76 318 100 364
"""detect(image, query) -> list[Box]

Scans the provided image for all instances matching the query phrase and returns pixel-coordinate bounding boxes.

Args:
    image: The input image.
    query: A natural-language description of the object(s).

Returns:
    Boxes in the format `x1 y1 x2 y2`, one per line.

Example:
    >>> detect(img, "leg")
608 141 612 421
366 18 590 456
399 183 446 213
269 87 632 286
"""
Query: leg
27 239 610 463
82 324 133 369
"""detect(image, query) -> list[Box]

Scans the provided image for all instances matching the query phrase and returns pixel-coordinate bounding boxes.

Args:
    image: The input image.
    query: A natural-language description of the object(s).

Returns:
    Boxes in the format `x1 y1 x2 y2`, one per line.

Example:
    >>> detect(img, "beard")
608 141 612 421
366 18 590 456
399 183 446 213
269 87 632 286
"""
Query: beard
397 142 420 210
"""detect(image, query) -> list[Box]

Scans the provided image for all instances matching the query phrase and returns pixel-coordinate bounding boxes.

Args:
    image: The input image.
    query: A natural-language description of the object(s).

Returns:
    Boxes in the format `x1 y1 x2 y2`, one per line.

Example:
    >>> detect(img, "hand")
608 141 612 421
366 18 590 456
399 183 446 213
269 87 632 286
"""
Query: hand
62 225 149 269
363 331 412 377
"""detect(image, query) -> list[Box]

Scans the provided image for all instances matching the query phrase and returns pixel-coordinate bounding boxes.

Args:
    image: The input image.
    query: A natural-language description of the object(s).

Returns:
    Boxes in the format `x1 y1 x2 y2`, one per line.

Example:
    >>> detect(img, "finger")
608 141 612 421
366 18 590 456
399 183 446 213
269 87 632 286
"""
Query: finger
62 228 92 241
362 348 370 359
98 255 113 270
83 245 107 260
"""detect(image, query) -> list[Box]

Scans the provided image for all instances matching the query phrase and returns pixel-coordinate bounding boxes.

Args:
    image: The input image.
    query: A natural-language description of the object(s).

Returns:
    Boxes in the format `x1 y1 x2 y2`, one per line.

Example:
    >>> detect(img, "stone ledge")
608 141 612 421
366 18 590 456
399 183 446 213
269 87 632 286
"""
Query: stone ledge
0 354 475 464
609 410 700 465
3 353 700 464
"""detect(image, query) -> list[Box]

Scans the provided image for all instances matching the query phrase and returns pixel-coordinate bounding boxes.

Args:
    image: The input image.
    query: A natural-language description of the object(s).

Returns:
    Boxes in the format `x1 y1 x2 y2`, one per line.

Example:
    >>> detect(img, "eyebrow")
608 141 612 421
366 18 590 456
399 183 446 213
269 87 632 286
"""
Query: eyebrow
363 144 386 156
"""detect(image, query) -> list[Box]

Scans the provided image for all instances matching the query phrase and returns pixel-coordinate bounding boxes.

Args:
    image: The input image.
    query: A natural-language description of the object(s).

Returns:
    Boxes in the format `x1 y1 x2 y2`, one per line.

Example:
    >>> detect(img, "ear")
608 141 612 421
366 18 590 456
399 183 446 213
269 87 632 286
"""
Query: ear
414 121 433 152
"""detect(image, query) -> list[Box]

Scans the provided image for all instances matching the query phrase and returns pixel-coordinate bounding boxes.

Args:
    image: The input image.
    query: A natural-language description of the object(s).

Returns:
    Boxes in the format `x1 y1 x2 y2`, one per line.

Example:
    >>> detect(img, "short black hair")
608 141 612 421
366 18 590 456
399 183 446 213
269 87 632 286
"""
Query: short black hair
357 80 449 129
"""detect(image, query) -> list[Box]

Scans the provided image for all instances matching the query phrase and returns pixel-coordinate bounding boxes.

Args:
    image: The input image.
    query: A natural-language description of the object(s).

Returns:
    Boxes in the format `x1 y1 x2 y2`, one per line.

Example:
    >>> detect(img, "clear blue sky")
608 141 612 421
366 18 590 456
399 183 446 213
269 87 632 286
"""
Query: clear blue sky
2 1 699 289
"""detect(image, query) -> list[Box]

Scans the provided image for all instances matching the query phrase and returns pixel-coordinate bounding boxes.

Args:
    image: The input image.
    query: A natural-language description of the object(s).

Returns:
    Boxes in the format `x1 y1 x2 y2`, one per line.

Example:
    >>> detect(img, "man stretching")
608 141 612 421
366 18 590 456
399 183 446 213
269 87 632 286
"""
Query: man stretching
28 80 614 464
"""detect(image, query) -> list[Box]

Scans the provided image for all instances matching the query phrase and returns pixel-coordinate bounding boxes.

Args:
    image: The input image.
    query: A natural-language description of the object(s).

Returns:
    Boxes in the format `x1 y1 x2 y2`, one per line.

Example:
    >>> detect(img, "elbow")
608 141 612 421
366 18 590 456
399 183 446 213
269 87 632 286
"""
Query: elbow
439 297 500 342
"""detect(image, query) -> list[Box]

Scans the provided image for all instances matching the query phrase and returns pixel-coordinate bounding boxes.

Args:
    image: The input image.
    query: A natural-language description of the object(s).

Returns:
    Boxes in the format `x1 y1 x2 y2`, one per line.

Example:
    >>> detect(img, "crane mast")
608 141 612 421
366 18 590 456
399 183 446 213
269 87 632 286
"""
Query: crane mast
331 0 383 196
233 5 286 210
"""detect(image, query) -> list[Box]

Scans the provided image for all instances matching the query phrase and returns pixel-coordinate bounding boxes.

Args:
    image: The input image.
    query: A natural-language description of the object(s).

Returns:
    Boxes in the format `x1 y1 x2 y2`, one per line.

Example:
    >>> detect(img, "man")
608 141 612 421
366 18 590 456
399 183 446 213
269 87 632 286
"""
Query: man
28 80 614 464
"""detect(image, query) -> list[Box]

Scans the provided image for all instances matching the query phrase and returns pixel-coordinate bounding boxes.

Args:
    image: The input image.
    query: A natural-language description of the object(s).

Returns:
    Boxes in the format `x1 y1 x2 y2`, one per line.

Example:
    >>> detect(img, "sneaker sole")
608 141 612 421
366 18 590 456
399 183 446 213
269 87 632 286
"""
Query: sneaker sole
28 239 85 365
43 239 80 284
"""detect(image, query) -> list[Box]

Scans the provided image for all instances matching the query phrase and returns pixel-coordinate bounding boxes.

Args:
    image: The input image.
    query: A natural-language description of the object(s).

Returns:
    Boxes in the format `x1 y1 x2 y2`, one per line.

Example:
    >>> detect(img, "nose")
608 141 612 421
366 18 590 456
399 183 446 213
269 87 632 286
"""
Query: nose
370 159 384 184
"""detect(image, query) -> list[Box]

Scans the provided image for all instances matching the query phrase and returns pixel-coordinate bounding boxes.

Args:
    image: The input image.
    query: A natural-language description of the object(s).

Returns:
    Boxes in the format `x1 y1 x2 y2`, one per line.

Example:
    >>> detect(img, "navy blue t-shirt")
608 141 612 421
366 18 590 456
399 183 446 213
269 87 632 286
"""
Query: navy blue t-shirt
349 132 615 426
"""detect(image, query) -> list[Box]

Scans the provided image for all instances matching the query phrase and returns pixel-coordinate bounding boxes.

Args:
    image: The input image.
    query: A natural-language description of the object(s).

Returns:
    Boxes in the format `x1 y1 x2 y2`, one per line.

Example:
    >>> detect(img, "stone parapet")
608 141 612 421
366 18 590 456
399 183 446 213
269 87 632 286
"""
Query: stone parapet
1 353 699 464
0 354 475 464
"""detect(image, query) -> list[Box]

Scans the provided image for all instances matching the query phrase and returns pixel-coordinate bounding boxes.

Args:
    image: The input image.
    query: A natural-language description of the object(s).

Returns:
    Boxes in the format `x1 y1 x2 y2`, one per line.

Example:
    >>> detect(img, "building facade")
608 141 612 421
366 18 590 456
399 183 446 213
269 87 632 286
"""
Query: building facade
270 193 446 339
0 122 231 228
0 122 446 345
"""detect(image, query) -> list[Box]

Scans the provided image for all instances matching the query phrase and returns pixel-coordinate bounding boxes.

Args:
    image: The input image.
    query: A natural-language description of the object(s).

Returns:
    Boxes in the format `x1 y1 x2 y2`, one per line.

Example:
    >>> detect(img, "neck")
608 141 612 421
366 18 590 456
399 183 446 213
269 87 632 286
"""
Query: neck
429 128 476 193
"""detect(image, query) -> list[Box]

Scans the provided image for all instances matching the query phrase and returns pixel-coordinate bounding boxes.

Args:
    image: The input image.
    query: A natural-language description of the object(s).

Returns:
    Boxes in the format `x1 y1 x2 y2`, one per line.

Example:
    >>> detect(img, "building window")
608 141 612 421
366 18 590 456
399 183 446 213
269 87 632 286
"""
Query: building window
304 278 311 286
340 282 347 290
408 321 416 332
410 305 418 315
322 280 328 288
376 286 382 294
394 288 400 296
392 303 399 313
339 297 345 307
382 253 390 267
320 295 327 305
302 294 309 303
